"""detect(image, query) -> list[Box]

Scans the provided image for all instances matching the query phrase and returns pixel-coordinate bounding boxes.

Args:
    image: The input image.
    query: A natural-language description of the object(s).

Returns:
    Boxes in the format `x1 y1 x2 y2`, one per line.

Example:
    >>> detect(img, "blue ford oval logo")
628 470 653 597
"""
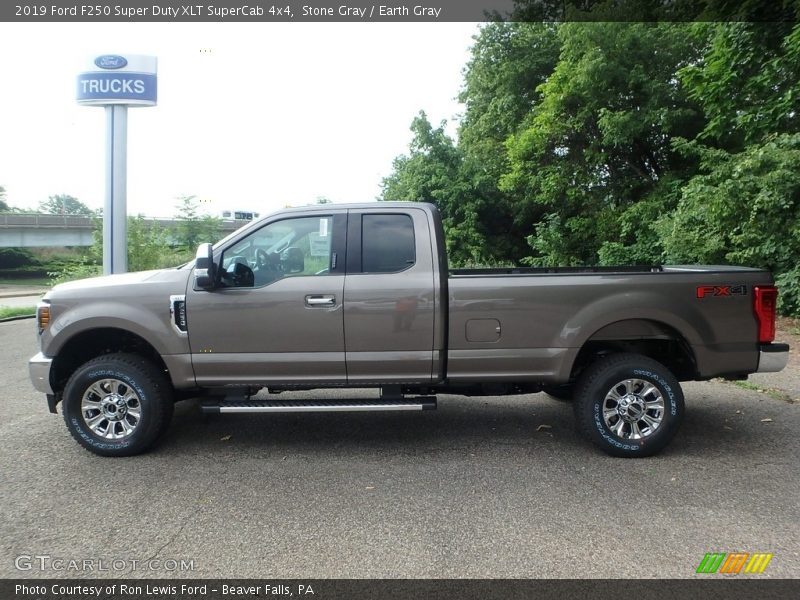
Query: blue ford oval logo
94 55 128 69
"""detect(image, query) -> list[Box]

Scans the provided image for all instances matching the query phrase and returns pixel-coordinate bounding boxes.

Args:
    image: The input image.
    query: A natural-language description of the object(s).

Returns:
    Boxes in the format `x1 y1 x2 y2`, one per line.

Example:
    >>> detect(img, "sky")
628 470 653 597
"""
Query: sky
0 22 478 217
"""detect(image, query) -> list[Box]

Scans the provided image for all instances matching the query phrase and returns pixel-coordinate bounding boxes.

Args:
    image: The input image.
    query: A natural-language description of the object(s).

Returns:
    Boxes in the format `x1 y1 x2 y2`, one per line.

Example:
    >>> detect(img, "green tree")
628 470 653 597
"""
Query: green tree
173 195 222 250
500 22 706 266
381 23 562 265
381 113 490 265
39 194 95 216
0 185 23 213
459 22 560 175
127 215 193 271
0 247 40 270
457 22 561 261
663 16 800 313
679 21 800 151
83 214 185 273
380 14 800 316
660 134 800 313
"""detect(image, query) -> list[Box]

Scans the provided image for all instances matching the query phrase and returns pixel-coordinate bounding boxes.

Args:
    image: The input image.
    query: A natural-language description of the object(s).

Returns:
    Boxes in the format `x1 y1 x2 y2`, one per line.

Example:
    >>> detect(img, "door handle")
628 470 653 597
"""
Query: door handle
305 295 336 307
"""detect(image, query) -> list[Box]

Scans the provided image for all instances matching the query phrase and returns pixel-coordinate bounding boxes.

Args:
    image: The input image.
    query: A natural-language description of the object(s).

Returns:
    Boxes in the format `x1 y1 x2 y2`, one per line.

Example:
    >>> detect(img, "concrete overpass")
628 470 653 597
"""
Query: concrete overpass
0 214 247 247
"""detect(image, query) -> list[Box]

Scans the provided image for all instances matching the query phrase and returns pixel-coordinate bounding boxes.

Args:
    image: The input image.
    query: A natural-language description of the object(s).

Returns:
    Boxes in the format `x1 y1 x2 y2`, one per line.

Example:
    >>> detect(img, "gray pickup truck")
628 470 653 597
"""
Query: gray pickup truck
29 202 789 457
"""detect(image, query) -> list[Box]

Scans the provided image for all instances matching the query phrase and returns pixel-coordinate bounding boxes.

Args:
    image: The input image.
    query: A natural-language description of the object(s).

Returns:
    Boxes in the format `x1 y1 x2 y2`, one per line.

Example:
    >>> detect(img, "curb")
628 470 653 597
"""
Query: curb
0 314 36 322
0 291 47 299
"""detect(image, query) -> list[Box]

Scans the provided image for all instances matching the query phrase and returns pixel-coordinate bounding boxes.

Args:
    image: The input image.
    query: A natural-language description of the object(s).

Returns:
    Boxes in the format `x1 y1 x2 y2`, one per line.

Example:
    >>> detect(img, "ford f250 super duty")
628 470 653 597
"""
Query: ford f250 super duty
29 203 790 457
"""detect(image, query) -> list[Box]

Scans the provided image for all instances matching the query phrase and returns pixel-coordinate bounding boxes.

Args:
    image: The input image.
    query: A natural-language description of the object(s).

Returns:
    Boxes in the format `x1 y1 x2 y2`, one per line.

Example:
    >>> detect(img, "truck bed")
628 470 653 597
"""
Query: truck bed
445 265 773 384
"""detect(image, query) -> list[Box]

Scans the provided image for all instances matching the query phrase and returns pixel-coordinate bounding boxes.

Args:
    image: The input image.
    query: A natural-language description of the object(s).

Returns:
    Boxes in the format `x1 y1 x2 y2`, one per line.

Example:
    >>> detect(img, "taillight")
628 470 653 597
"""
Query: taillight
753 286 778 343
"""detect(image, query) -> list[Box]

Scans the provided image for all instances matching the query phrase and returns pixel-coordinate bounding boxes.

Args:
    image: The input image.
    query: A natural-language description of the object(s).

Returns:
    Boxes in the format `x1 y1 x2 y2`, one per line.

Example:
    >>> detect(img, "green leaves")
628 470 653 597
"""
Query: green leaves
173 195 222 251
39 194 95 216
381 17 800 314
680 22 800 150
499 22 706 265
381 113 491 264
660 134 800 311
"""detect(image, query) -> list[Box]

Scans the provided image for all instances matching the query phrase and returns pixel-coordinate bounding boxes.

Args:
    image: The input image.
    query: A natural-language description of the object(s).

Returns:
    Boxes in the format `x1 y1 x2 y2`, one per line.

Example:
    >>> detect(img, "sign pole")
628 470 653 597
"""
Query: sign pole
78 54 157 275
105 105 128 274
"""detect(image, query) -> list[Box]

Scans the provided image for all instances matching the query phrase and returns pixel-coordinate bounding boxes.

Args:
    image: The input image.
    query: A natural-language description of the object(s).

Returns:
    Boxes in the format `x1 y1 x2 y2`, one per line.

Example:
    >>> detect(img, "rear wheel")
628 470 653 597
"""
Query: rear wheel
62 353 174 457
573 353 684 458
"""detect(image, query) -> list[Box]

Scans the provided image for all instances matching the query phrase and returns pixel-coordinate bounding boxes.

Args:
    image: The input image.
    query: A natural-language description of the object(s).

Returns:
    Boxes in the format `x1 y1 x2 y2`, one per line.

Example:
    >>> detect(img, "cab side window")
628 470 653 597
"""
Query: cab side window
361 214 415 273
220 216 333 288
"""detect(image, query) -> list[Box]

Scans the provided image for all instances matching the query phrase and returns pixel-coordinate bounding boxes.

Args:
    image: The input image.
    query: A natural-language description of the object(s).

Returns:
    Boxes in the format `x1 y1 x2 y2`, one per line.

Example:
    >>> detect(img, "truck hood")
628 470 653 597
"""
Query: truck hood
46 267 191 301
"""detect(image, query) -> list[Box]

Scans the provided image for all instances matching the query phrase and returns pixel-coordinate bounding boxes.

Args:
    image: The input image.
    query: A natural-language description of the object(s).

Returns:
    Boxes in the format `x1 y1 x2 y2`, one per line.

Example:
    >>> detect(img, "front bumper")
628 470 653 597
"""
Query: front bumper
756 343 790 373
29 352 54 395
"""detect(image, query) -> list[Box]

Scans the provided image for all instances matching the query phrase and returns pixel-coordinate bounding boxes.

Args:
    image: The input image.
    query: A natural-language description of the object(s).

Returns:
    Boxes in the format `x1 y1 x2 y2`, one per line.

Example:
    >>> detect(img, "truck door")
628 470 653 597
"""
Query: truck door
343 209 436 383
186 212 347 386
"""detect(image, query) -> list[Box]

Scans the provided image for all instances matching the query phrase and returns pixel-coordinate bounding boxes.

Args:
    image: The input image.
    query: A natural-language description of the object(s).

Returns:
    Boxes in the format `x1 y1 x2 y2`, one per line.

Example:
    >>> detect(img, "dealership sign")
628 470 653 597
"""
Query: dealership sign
76 53 157 275
77 54 157 106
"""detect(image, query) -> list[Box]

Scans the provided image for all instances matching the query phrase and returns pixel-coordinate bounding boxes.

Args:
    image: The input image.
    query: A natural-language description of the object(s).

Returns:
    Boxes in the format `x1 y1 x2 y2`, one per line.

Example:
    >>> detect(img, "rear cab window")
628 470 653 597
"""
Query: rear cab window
361 214 415 273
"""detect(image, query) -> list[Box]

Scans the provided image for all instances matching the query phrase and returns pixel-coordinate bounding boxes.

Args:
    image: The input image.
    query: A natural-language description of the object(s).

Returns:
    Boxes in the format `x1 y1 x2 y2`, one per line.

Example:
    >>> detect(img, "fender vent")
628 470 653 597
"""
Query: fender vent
170 295 187 332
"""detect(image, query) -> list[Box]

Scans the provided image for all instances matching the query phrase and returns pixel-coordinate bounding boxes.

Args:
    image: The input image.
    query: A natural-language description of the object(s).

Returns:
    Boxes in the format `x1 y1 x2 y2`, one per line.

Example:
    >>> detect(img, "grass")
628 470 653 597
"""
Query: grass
0 277 51 286
0 277 50 287
0 306 36 319
732 379 793 402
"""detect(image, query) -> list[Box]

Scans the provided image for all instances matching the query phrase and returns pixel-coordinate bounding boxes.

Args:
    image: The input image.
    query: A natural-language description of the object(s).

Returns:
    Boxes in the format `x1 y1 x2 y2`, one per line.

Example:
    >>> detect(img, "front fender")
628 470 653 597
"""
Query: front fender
43 299 189 358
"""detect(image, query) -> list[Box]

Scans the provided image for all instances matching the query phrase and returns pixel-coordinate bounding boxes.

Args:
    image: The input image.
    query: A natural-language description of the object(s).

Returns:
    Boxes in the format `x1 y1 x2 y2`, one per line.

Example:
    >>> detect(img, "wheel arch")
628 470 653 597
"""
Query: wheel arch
50 327 170 397
567 318 698 384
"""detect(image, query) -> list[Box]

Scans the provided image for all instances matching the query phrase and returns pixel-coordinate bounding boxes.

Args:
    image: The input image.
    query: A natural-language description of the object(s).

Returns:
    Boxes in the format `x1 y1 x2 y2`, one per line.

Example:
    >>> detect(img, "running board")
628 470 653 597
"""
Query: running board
201 397 437 414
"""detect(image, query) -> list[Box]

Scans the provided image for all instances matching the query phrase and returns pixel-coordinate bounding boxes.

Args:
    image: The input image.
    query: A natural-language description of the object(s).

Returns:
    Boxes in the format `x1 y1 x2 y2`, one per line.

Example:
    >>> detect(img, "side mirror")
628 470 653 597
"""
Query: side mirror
194 243 216 290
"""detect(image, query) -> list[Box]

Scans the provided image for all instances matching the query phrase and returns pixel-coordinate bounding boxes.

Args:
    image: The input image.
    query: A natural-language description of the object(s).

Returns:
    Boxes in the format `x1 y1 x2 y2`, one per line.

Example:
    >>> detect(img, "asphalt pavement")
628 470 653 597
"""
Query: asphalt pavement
1 318 798 579
0 295 42 309
0 285 46 310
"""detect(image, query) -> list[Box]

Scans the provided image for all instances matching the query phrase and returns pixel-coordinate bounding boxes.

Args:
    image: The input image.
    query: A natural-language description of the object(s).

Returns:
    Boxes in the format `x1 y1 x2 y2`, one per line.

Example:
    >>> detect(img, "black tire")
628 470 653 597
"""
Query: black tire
62 353 174 457
543 384 573 402
573 353 684 458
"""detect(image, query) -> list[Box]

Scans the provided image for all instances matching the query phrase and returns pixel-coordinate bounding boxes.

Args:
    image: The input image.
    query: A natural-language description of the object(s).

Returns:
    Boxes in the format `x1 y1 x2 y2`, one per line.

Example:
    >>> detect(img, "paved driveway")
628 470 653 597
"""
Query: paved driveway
1 319 797 578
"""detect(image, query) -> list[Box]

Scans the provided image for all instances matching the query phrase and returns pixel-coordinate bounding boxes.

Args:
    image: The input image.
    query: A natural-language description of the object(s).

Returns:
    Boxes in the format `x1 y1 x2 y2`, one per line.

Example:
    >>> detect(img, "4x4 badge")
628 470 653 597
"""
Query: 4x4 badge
696 285 747 298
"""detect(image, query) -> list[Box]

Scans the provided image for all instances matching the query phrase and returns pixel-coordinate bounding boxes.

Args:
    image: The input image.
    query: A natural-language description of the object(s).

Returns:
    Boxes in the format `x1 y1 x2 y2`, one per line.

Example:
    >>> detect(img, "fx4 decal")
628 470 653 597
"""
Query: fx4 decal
696 285 747 299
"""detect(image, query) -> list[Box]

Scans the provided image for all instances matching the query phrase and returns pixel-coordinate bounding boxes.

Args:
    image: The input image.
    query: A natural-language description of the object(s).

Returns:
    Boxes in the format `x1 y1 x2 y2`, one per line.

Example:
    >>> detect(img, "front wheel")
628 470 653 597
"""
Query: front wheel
573 353 684 458
62 353 174 457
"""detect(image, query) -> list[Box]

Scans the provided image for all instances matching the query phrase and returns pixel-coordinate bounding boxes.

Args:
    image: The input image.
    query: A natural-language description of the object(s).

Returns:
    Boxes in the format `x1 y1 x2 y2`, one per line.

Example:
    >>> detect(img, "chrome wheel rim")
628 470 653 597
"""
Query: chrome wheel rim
81 379 142 440
602 378 664 440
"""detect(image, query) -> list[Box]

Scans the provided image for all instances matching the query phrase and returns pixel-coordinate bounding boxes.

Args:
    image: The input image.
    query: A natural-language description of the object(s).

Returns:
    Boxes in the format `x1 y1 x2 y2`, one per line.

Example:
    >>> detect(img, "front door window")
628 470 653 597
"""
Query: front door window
219 216 333 288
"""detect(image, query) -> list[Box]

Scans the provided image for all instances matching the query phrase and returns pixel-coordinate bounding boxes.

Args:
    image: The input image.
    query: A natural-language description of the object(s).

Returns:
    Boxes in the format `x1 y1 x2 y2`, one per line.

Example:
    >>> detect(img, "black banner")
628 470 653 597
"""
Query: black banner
3 579 800 600
2 0 799 23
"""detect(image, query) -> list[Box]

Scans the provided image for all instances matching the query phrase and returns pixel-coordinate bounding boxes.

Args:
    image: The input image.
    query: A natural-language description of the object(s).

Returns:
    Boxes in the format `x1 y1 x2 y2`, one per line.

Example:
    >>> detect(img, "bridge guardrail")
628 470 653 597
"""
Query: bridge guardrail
0 214 94 228
0 214 246 231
